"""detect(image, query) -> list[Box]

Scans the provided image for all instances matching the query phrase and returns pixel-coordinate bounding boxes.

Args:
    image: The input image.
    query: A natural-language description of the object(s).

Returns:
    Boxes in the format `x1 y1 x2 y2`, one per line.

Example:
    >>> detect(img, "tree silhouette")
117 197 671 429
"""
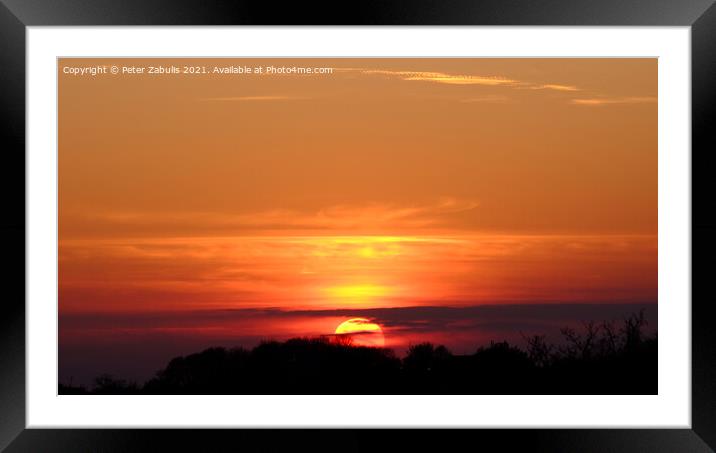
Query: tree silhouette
522 334 554 368
60 312 657 395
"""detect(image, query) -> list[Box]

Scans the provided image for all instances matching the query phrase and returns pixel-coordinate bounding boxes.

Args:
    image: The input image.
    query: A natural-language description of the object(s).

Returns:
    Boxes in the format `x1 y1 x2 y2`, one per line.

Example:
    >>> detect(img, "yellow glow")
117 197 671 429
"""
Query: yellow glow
359 247 376 258
325 284 390 299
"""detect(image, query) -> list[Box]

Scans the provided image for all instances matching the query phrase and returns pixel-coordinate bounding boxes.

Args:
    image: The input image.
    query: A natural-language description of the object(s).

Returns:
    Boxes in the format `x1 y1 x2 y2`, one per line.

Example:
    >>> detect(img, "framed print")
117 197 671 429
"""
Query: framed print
2 0 715 451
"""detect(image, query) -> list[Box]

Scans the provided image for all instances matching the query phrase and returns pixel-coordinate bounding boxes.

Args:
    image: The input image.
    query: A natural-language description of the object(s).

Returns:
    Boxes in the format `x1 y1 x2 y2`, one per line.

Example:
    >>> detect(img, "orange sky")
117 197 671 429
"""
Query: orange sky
58 58 657 315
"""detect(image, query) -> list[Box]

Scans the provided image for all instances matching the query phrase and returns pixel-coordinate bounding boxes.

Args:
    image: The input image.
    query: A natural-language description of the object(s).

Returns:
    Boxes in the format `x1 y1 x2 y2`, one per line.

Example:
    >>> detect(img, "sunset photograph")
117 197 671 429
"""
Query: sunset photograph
58 57 657 394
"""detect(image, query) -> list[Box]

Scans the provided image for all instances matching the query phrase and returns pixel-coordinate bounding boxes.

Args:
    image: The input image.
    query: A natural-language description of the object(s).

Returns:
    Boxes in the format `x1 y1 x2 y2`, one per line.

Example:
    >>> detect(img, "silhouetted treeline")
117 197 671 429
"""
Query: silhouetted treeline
59 312 656 395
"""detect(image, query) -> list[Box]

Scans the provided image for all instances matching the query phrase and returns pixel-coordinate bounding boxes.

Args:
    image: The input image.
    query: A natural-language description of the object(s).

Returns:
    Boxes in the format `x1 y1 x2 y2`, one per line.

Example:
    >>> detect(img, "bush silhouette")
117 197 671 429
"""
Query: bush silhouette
92 374 138 395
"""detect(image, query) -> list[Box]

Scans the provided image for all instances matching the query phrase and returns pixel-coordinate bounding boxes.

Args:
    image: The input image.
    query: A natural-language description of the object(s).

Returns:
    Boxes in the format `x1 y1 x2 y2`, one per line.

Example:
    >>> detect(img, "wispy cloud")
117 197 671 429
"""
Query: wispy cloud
570 96 657 106
348 67 653 105
203 68 658 107
69 198 480 235
59 231 657 316
528 84 580 92
360 69 519 86
353 68 584 93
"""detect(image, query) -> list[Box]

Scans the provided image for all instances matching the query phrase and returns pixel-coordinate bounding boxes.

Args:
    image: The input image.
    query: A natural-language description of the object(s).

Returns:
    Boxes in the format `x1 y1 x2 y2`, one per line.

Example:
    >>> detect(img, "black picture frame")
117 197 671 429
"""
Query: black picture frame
1 1 714 451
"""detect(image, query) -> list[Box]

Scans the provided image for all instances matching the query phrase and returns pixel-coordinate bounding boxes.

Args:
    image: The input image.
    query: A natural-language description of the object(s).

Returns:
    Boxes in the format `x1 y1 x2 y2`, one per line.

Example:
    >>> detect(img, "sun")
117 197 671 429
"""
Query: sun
334 318 385 348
